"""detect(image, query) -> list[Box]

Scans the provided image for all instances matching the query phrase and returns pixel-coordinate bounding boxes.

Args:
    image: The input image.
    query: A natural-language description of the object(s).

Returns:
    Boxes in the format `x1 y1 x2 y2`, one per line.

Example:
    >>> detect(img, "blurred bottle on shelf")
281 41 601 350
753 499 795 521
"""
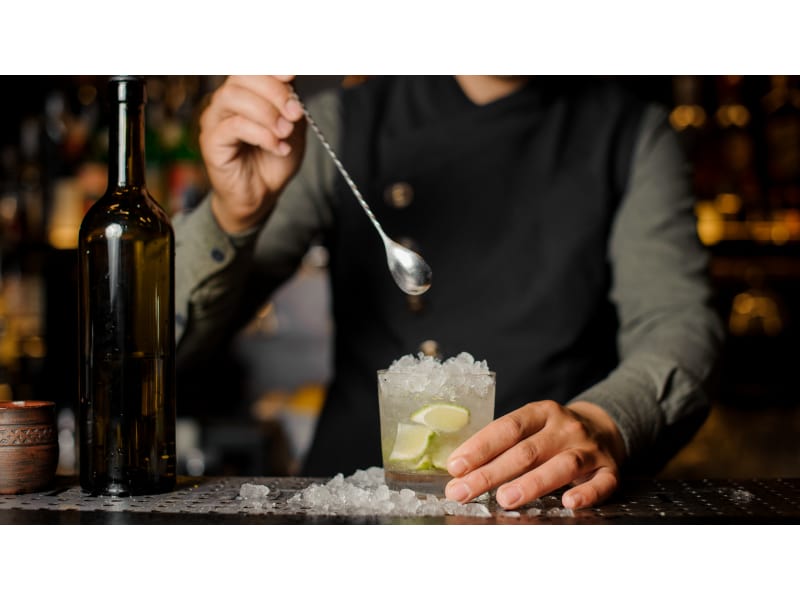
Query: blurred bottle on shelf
0 110 50 402
670 75 710 176
713 75 762 222
728 266 785 337
0 295 12 403
18 117 45 246
761 75 800 218
670 75 727 246
144 76 208 217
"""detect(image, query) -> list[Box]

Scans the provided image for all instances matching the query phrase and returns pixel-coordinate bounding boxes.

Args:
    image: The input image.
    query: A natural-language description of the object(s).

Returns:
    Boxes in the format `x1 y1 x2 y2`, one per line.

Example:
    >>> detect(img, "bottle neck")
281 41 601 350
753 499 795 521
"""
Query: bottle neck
109 100 146 190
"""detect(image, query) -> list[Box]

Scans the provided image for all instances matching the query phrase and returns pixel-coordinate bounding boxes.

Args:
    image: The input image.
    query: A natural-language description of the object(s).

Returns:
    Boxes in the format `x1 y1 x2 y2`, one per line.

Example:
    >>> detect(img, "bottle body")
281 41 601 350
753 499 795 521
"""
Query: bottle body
78 77 175 496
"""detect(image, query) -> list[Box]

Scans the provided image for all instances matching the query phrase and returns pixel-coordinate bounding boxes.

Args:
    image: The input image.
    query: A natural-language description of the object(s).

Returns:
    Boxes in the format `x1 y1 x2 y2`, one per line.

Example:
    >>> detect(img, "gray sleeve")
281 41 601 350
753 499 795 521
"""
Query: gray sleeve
174 88 339 370
568 105 725 471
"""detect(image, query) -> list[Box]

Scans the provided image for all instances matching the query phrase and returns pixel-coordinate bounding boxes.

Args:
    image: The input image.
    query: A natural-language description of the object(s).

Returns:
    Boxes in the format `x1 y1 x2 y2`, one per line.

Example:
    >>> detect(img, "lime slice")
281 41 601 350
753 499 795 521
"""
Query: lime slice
411 454 433 471
410 403 470 433
431 441 459 470
388 423 435 462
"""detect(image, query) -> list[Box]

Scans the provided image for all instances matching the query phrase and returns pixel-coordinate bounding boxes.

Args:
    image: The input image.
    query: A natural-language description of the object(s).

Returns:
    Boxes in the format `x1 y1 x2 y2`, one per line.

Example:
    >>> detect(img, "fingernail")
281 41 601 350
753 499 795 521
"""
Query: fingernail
497 485 522 507
276 117 293 137
447 456 469 477
285 97 303 119
277 141 291 156
445 481 471 503
564 493 582 509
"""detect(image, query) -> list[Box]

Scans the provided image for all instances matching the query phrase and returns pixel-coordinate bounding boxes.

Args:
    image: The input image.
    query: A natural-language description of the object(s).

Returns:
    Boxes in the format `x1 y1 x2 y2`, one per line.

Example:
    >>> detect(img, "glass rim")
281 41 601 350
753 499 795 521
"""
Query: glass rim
377 369 496 377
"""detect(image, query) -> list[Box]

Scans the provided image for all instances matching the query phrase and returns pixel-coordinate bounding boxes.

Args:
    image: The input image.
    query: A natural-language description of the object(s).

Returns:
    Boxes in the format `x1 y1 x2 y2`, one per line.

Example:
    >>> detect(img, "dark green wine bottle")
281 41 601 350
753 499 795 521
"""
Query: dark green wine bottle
78 76 176 496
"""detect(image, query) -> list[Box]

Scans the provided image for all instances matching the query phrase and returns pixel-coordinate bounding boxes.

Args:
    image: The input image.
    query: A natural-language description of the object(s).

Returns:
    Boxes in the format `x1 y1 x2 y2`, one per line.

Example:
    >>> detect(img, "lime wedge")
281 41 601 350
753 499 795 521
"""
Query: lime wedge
411 454 433 471
431 441 459 470
388 423 435 462
410 403 470 433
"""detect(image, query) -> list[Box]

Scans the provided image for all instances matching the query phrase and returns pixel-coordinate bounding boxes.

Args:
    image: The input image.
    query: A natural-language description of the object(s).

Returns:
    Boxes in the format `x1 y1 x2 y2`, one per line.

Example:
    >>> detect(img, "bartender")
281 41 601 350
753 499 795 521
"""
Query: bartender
174 75 723 510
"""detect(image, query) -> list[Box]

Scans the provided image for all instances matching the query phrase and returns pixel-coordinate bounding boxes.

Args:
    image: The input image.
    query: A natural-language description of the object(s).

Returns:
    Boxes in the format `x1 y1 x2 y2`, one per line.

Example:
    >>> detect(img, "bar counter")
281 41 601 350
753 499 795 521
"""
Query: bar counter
1 474 798 524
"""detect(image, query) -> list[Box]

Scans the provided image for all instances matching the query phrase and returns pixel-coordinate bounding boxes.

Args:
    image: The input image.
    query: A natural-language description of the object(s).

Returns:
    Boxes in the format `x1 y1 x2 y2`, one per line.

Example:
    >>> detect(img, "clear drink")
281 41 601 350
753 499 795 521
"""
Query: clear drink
377 353 495 495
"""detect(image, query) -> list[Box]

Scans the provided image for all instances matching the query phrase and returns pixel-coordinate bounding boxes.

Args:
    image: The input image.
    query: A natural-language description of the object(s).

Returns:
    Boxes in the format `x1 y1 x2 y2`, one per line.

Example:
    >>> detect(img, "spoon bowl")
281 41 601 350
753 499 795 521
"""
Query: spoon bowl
385 238 432 295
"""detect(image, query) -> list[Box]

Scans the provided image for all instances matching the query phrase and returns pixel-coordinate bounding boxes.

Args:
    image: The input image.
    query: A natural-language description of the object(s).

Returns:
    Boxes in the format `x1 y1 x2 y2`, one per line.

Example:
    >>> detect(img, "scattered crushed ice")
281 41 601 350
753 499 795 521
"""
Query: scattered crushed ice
730 489 755 504
715 487 756 505
545 507 575 518
524 506 574 518
238 483 274 511
287 467 492 518
383 352 494 401
238 483 271 500
236 468 576 519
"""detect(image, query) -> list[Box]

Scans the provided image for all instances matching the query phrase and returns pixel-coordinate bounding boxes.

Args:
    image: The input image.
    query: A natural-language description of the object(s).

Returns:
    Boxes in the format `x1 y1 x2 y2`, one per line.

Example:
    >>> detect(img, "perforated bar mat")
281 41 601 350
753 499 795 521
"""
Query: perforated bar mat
0 476 797 524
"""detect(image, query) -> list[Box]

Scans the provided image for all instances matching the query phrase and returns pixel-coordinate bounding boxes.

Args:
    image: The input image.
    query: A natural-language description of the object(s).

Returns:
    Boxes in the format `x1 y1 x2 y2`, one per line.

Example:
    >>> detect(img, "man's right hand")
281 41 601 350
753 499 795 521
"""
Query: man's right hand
199 75 306 233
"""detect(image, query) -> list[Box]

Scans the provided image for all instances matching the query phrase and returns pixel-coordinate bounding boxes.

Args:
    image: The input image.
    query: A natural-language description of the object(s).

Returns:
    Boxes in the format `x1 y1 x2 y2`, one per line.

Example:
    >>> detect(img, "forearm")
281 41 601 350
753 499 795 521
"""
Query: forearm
569 104 724 472
568 340 718 472
174 196 262 371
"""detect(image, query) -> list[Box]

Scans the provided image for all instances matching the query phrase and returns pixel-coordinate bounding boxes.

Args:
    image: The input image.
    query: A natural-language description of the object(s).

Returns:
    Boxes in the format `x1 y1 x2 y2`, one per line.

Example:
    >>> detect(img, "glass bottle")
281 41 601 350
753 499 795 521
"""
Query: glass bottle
78 76 175 496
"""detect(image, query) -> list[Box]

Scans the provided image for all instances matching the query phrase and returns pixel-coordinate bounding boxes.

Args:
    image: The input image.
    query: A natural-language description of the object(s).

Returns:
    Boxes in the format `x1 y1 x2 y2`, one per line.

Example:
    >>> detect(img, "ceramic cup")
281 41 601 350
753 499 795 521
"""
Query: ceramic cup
0 401 59 494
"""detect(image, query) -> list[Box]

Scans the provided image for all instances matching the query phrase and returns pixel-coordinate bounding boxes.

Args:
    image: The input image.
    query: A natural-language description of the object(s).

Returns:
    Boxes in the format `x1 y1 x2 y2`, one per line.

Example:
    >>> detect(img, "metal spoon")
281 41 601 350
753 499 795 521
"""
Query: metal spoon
294 91 432 295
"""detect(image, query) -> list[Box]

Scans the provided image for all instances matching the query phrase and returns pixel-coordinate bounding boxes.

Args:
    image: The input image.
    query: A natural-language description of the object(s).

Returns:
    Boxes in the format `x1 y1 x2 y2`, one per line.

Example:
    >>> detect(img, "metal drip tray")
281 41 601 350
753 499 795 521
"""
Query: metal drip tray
583 478 800 524
0 476 798 524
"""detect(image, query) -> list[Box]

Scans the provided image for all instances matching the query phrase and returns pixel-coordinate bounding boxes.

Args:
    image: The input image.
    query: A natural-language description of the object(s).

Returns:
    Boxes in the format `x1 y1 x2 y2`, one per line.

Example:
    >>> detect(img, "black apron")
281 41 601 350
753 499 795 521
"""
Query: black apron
302 76 645 476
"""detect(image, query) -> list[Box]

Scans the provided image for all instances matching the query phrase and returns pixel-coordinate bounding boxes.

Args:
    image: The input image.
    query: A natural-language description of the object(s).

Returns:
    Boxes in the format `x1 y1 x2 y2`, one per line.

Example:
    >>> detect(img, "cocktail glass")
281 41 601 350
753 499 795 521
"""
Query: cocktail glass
377 365 495 496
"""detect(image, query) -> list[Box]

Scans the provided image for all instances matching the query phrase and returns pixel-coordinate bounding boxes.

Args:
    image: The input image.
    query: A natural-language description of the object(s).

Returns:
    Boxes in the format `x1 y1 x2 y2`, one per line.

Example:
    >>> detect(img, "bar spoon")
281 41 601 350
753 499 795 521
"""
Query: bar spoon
294 91 432 295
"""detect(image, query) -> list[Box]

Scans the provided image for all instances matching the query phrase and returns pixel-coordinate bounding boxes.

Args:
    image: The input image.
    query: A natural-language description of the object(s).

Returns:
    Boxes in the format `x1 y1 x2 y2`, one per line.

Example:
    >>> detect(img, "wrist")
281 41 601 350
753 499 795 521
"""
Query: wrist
210 192 273 234
568 400 628 467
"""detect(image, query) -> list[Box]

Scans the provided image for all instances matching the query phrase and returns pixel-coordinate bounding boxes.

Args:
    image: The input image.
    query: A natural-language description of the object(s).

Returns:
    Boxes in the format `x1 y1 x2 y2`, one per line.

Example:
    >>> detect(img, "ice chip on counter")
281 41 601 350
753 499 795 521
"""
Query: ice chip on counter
237 482 275 512
287 467 492 518
238 482 271 499
545 507 575 518
729 488 755 504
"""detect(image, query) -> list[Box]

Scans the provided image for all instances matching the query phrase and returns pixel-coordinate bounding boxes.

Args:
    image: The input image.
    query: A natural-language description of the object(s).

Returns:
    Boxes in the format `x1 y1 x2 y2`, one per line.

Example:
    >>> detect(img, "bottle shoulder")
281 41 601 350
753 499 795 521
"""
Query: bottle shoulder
79 188 174 242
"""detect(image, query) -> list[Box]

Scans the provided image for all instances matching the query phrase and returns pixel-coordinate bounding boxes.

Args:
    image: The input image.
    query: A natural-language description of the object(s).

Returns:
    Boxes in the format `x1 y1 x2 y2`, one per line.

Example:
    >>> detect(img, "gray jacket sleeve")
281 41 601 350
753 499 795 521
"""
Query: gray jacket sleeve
569 105 725 471
173 89 339 370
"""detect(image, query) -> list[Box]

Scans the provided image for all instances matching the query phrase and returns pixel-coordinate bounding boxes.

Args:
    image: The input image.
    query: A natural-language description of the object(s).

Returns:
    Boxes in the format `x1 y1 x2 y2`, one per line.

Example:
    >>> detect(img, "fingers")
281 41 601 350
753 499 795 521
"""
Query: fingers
227 75 304 123
444 402 558 505
494 447 598 509
200 76 304 157
562 467 619 510
446 401 555 477
446 438 587 507
443 399 623 510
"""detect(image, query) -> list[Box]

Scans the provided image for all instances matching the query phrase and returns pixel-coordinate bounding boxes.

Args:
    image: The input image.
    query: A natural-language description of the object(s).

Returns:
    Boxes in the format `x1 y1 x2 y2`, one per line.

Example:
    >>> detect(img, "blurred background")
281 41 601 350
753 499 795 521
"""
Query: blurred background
1 75 798 481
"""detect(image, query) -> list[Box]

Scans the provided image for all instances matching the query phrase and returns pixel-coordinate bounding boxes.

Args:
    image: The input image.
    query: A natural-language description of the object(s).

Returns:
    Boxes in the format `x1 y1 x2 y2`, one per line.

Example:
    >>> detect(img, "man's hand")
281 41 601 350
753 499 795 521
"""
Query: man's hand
198 75 306 233
444 400 626 510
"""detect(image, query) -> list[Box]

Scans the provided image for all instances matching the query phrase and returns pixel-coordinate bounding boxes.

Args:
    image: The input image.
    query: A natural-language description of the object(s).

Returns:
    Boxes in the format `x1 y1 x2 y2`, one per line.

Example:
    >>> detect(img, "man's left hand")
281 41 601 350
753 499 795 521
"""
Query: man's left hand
444 399 626 510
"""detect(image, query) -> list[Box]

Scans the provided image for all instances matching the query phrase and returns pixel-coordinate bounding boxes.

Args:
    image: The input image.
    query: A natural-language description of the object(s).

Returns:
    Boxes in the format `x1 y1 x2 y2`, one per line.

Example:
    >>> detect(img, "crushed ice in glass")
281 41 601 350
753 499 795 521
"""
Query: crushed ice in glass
287 467 492 518
383 351 493 402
